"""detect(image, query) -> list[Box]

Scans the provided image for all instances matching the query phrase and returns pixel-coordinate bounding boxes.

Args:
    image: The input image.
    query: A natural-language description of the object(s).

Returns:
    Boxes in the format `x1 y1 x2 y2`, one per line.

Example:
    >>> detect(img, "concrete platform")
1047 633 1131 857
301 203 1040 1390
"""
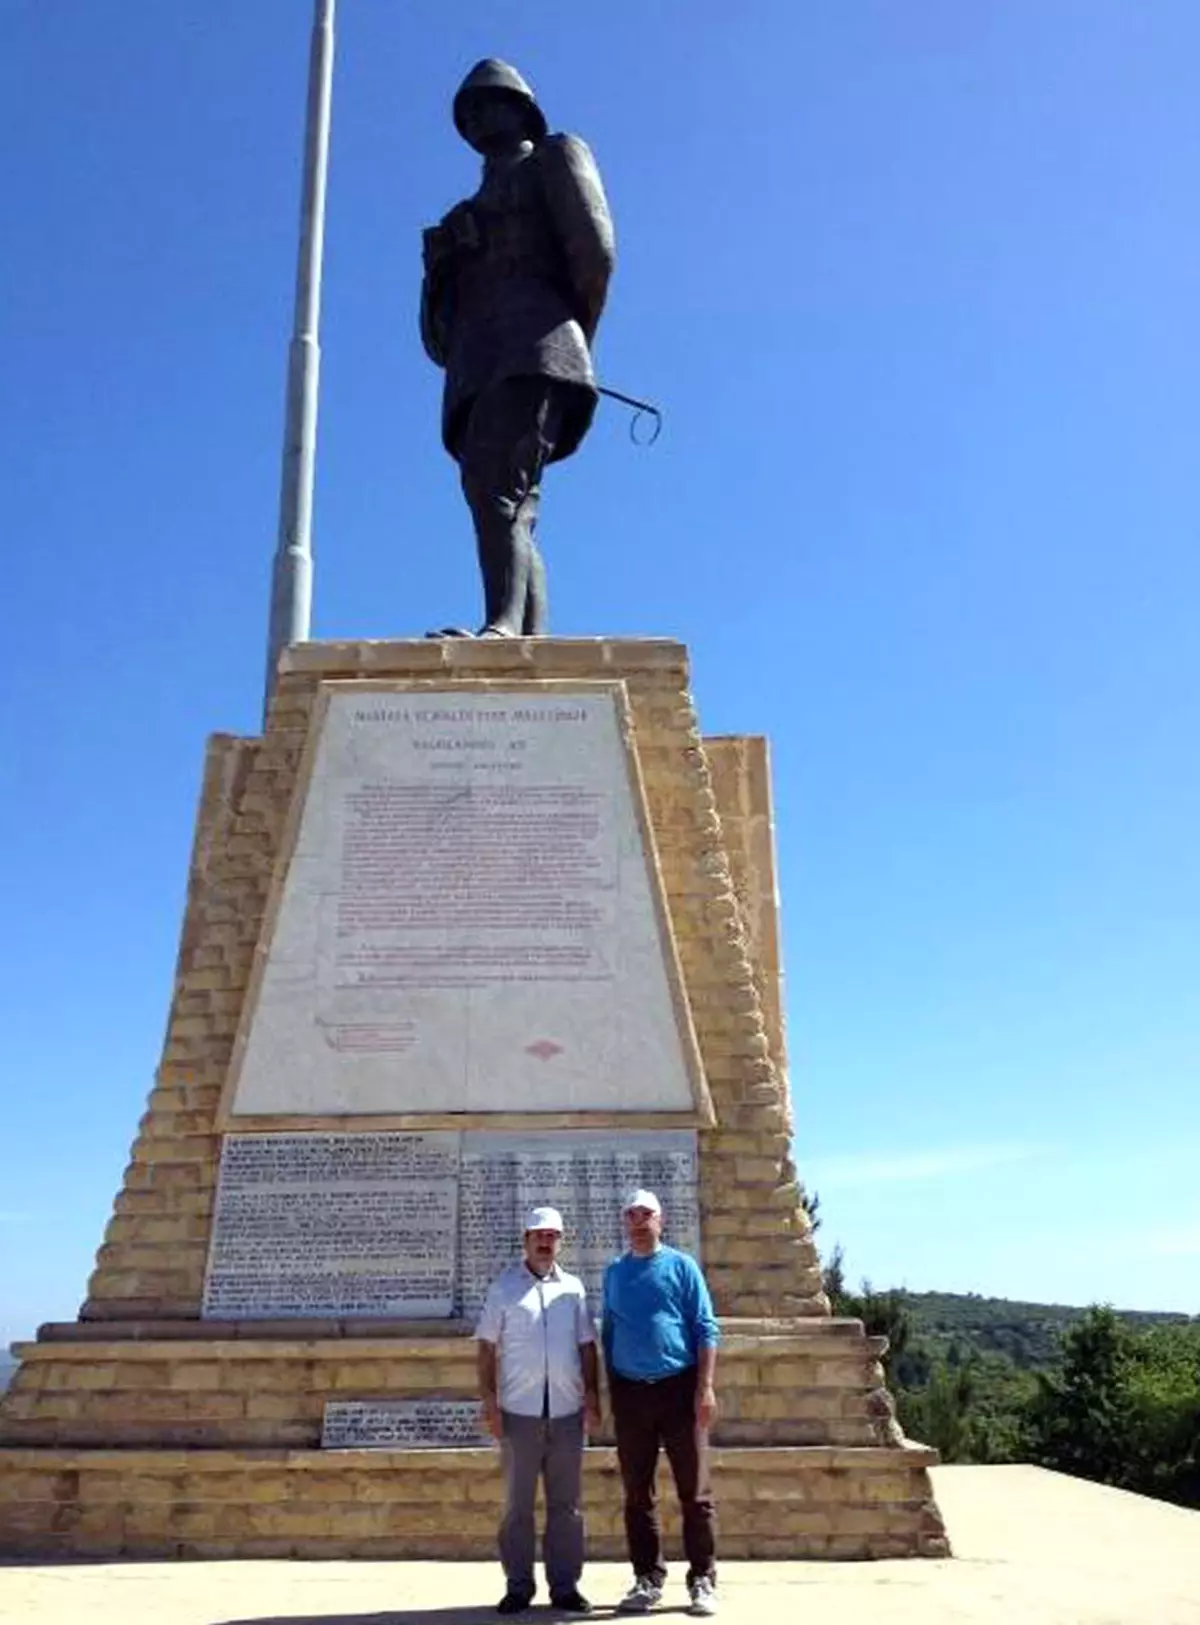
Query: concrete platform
1 1465 1198 1624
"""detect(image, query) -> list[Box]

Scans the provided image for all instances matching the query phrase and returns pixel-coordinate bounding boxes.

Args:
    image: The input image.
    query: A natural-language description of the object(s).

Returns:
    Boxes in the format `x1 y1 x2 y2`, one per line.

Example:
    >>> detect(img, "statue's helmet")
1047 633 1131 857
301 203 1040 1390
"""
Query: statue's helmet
453 58 548 148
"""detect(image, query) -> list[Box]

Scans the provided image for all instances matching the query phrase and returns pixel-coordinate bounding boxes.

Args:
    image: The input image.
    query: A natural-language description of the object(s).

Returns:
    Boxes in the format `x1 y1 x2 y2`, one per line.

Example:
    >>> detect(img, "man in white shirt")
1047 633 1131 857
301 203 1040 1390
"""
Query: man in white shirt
476 1205 601 1616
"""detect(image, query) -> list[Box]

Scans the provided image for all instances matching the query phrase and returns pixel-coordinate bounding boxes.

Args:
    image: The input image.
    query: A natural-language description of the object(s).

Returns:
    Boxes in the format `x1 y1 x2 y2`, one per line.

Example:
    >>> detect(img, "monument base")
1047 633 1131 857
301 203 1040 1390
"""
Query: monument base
0 1441 945 1561
0 638 948 1559
0 1317 948 1558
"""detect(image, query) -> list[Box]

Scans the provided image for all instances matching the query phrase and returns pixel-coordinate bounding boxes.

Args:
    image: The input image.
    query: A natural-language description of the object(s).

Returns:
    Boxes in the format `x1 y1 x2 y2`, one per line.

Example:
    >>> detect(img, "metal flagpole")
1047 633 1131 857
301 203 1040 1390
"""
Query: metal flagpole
263 0 336 721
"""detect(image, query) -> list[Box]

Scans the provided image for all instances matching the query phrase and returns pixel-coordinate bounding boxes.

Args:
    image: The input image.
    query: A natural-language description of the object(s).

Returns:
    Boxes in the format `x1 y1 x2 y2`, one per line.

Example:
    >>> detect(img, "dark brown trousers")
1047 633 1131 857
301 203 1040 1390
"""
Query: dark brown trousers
609 1366 716 1585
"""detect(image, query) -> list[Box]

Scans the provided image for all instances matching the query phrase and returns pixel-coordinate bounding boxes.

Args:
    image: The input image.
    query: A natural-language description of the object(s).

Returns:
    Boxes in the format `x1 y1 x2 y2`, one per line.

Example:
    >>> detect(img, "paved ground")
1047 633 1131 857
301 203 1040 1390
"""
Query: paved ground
2 1466 1199 1624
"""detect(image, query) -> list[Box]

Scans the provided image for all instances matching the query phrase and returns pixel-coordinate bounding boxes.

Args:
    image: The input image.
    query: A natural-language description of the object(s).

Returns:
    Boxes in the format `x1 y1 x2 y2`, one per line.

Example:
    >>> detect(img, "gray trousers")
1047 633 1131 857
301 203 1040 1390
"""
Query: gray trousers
499 1408 585 1597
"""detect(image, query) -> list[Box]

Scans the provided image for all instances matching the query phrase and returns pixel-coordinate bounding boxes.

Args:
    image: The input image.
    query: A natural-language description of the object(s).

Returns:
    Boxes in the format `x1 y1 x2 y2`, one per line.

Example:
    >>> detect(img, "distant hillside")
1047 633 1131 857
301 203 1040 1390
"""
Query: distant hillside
0 1355 15 1393
899 1290 1194 1370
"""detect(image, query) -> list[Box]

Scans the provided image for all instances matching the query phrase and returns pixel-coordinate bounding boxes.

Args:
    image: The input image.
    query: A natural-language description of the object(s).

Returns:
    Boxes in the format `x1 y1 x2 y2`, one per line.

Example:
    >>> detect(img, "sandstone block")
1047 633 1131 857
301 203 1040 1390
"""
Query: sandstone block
244 1394 309 1421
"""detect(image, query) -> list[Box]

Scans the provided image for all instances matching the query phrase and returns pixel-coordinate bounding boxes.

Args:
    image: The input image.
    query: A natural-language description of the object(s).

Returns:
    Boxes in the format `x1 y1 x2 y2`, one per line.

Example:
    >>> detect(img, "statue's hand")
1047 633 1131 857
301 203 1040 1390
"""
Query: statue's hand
447 202 480 248
422 223 454 271
427 202 480 259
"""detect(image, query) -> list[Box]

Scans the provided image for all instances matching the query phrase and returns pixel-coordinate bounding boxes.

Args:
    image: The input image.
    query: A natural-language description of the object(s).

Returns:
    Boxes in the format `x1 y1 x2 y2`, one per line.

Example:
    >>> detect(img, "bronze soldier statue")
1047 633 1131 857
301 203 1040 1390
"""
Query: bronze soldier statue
421 60 615 637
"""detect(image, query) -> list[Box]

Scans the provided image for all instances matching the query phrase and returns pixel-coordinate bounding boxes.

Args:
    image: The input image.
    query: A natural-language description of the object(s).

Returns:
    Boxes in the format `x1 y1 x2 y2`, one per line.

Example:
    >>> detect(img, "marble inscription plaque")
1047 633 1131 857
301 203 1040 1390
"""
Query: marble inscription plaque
202 1132 458 1319
321 1399 485 1449
226 685 704 1118
203 1128 699 1321
457 1130 700 1319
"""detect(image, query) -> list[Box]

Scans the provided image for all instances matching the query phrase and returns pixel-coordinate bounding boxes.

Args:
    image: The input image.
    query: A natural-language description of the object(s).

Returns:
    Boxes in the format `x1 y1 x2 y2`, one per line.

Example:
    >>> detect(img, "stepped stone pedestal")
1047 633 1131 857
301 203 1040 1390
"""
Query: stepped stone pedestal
0 637 948 1561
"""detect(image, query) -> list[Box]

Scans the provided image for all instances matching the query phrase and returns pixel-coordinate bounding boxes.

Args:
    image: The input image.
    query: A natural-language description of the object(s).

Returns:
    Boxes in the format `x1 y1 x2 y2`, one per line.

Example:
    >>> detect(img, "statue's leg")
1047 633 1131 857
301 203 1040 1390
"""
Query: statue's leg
521 383 567 634
521 488 547 636
459 379 562 636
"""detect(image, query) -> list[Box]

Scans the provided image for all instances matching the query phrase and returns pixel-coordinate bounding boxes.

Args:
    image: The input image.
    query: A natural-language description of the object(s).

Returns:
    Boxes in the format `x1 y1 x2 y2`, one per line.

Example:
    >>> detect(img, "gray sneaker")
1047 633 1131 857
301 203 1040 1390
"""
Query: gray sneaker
687 1576 718 1617
617 1576 664 1613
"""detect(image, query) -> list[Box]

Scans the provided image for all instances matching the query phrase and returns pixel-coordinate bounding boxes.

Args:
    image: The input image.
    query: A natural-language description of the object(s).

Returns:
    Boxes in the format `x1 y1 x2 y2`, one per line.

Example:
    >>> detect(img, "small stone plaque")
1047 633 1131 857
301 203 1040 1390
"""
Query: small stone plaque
321 1398 485 1449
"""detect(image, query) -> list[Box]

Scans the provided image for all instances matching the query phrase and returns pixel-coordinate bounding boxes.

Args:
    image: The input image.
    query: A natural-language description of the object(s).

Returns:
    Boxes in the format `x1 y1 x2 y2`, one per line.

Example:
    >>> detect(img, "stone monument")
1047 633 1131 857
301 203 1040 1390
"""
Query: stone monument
0 55 946 1564
0 637 947 1559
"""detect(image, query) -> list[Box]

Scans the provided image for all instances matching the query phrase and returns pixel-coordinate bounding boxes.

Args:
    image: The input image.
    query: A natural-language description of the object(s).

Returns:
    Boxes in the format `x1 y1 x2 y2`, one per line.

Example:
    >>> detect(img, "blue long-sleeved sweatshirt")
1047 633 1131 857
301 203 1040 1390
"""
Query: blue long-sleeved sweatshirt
601 1245 720 1380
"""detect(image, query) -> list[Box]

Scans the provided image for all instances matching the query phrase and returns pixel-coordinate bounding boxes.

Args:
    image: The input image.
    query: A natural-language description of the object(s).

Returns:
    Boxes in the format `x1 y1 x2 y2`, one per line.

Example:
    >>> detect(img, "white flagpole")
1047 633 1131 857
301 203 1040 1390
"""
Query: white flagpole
263 0 336 720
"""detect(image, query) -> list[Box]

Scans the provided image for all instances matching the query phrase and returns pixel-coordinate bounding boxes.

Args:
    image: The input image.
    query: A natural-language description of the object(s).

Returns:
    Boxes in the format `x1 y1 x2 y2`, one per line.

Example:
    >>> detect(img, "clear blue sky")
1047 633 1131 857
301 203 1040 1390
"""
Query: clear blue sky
2 1 1198 1346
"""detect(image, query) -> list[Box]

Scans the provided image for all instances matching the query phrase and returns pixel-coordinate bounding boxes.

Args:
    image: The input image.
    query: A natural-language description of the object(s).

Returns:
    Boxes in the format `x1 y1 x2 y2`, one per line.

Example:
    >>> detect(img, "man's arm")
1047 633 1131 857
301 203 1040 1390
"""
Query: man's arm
576 1288 602 1434
695 1342 718 1431
684 1257 720 1431
600 1261 615 1372
580 1341 602 1436
477 1338 502 1440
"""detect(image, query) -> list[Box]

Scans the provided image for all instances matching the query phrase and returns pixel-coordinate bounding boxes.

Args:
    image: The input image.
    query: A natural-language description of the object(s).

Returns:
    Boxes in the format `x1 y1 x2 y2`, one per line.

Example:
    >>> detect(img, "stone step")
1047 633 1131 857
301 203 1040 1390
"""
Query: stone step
10 1326 887 1377
2 1331 898 1451
0 1443 948 1562
0 1412 886 1452
31 1315 874 1342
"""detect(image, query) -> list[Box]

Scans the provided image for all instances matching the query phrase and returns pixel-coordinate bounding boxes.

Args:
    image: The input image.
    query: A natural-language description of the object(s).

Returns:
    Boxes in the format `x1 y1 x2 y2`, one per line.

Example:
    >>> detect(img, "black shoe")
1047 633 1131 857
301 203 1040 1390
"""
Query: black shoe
497 1592 534 1615
551 1590 593 1614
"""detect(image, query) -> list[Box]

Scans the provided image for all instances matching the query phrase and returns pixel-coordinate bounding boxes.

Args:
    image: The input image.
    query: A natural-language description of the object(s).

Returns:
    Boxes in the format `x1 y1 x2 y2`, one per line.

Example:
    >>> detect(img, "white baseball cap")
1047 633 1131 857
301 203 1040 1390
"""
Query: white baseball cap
622 1189 662 1216
524 1205 564 1234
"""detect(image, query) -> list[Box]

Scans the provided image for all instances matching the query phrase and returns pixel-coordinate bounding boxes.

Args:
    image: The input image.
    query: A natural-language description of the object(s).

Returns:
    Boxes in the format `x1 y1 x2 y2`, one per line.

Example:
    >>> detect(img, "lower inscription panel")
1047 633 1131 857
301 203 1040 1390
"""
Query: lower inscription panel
202 1132 459 1319
457 1130 700 1319
203 1128 699 1321
322 1399 485 1449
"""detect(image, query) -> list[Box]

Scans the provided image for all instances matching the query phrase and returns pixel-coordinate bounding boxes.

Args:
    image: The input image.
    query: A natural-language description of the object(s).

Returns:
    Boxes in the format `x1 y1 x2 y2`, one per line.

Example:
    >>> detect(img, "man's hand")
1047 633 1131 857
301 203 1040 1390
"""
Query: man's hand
696 1384 718 1432
580 1340 602 1439
480 1395 503 1441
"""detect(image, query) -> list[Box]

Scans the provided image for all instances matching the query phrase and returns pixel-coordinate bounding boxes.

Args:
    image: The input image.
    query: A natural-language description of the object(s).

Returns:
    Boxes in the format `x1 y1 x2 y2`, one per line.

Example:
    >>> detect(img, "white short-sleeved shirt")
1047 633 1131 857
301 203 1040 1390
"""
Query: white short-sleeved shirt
475 1260 596 1419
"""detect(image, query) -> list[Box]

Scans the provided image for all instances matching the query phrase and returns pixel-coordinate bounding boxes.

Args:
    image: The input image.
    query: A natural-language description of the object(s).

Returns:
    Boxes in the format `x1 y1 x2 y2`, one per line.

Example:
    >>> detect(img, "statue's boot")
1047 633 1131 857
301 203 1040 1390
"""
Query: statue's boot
424 626 474 639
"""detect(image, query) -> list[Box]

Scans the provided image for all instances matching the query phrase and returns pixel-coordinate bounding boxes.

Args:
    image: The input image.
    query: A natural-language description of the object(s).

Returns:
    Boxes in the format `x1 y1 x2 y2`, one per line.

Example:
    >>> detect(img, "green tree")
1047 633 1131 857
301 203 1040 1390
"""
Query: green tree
898 1360 976 1462
1027 1307 1200 1507
810 1235 1200 1494
1028 1306 1138 1486
831 1275 912 1384
964 1356 1037 1463
1122 1325 1200 1506
822 1242 845 1307
855 1282 912 1379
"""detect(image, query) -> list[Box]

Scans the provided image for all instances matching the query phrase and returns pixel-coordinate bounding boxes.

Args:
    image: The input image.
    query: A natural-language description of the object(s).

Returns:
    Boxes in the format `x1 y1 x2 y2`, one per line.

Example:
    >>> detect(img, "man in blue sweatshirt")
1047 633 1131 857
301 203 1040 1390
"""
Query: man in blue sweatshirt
601 1188 720 1618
